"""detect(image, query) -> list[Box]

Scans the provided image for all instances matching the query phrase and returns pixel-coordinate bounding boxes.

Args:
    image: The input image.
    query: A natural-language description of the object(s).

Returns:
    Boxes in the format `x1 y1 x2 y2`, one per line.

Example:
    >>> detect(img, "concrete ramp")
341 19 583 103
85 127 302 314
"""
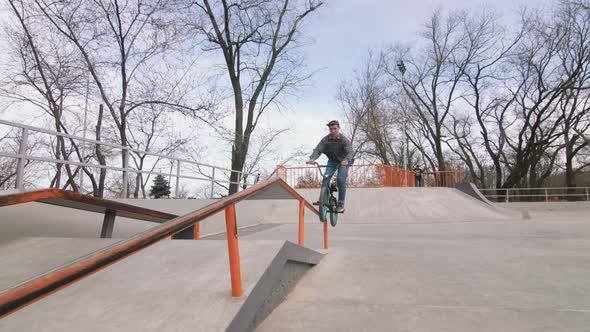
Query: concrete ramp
8 181 588 330
258 220 590 331
0 237 120 291
0 239 323 331
277 187 515 223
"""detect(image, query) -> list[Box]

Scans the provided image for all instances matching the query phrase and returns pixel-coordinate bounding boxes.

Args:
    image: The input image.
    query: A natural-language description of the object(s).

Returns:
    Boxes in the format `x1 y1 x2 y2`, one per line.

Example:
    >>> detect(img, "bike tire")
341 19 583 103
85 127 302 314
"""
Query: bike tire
329 196 338 227
318 186 329 223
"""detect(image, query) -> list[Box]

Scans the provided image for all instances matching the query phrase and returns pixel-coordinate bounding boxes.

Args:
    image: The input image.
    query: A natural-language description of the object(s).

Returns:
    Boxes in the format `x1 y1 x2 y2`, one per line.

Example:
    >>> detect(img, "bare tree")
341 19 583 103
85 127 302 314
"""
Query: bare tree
32 0 216 196
401 3 590 190
127 105 189 198
557 0 590 189
240 128 289 187
450 9 525 188
338 51 407 167
498 4 589 189
0 128 38 190
387 10 483 171
3 0 91 191
192 0 323 194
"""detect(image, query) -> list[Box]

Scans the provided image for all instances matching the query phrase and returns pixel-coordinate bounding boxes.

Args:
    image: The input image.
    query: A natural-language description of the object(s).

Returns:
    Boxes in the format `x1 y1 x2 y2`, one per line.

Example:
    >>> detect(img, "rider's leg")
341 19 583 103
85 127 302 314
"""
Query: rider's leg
336 164 347 211
322 161 338 188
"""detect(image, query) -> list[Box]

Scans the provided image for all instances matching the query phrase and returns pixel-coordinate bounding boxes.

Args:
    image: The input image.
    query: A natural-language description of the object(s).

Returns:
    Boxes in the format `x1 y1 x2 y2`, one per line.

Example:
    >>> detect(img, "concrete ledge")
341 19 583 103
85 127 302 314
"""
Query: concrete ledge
226 241 324 332
455 182 493 205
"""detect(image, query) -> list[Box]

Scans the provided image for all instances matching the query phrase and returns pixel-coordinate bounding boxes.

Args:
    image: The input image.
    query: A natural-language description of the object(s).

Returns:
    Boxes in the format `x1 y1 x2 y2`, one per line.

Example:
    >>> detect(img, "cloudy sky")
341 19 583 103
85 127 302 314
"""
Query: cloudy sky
0 0 539 171
268 0 535 163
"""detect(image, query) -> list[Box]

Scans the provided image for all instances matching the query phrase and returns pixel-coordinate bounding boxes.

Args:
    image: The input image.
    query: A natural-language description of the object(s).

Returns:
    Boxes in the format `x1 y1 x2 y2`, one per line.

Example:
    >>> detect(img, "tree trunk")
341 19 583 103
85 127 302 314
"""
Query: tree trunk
229 145 246 195
95 105 107 198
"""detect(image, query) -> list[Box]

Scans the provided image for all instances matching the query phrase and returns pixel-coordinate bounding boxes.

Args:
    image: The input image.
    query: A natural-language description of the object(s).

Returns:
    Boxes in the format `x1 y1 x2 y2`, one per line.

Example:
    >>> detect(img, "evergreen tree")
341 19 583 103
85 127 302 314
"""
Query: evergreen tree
149 174 171 199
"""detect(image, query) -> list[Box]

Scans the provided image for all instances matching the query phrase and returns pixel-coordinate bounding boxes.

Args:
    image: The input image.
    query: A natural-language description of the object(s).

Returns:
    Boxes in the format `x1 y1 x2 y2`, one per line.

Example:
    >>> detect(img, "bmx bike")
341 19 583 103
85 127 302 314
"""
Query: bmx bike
307 161 340 227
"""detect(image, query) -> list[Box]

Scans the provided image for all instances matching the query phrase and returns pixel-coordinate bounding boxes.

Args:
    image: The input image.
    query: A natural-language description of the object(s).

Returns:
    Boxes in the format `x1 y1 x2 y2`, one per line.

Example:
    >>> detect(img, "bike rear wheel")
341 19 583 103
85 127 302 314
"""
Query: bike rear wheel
329 196 338 227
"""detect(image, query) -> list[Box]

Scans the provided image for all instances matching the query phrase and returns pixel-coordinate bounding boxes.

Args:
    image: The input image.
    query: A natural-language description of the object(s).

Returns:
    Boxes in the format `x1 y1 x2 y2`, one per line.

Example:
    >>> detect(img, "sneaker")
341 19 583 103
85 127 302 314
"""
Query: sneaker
336 202 345 213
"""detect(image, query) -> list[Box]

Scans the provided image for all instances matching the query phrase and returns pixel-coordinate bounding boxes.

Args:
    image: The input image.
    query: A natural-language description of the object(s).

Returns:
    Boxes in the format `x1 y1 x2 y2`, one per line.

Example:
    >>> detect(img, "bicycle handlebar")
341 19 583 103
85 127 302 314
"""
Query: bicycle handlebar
306 161 326 178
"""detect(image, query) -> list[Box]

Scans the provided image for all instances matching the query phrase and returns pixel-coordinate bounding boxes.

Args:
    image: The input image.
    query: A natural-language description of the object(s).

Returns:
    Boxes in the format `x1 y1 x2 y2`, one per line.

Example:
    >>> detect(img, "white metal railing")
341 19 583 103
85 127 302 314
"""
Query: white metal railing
0 119 258 198
478 187 590 202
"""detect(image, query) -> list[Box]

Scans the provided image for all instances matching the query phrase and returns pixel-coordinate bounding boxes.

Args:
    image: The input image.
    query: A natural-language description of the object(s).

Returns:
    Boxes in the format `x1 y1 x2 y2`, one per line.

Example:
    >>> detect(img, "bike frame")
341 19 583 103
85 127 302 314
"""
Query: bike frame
308 162 336 193
307 162 340 226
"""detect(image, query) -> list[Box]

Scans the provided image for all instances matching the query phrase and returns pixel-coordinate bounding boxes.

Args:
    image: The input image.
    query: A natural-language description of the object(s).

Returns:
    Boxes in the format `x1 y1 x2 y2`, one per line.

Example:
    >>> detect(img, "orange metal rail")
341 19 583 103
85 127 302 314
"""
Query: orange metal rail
0 188 177 222
0 177 322 317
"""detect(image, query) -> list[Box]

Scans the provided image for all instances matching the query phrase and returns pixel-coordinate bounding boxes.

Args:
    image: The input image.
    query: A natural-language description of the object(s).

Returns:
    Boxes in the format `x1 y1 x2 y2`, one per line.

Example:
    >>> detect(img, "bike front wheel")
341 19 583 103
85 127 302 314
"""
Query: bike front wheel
318 186 329 222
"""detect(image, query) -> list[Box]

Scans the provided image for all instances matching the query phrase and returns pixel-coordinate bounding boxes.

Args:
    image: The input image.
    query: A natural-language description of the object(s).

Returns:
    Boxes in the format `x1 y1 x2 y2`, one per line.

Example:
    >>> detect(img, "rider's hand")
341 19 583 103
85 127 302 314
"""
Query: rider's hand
308 159 315 165
341 160 348 166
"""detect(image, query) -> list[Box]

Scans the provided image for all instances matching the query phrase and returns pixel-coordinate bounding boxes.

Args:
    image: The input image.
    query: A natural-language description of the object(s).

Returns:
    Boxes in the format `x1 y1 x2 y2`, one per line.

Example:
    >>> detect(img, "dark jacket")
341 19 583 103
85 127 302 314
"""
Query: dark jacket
310 134 353 163
413 166 423 177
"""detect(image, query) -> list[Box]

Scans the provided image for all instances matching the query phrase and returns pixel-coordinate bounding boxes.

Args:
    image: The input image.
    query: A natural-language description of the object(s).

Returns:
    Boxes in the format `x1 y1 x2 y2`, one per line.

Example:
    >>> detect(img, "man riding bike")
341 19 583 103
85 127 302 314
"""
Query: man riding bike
308 120 353 213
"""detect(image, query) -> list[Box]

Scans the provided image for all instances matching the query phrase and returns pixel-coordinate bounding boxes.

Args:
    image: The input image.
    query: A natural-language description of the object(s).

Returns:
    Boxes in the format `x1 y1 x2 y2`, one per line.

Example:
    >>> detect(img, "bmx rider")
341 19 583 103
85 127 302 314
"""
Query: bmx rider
308 120 353 213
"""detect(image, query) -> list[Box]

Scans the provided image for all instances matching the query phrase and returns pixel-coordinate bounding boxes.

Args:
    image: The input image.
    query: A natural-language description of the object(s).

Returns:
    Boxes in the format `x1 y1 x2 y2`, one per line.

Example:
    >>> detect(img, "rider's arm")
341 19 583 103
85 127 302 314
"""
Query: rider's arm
309 136 327 161
343 136 353 163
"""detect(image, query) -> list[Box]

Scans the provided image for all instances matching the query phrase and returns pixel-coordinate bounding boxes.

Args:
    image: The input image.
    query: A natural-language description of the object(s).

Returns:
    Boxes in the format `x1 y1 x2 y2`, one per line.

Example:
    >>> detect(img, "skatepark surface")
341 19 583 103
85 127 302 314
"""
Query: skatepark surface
1 186 590 331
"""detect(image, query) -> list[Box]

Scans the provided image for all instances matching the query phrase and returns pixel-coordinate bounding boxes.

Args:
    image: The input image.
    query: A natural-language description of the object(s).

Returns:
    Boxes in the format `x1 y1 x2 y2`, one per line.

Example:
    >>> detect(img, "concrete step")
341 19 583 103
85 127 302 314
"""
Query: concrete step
0 239 323 332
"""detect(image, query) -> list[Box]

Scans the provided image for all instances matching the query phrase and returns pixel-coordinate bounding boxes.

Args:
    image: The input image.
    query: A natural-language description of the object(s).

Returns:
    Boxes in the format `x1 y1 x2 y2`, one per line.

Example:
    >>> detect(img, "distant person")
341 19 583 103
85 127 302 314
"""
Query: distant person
413 164 423 187
308 120 353 213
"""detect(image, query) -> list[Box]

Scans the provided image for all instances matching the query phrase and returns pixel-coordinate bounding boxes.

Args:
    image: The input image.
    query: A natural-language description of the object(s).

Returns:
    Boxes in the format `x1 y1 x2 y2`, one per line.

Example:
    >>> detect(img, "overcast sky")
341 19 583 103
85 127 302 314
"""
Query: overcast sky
271 0 536 163
0 0 541 171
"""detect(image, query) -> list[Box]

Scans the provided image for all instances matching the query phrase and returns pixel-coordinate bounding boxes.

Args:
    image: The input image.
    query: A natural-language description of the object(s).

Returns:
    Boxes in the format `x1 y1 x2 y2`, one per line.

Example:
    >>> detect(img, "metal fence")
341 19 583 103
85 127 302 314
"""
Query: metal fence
479 187 590 202
422 171 465 188
275 164 464 189
0 119 257 198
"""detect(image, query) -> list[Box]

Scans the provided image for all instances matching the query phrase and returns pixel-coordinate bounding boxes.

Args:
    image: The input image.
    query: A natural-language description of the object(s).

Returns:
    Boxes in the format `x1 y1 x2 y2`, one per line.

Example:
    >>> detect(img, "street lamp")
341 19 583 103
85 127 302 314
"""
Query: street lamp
396 60 406 75
79 73 90 192
397 60 410 186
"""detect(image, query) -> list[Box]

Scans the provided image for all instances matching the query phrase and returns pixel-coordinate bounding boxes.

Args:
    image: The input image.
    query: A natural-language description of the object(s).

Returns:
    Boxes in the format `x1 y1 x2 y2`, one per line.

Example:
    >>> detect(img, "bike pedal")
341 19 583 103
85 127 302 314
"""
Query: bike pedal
312 202 319 206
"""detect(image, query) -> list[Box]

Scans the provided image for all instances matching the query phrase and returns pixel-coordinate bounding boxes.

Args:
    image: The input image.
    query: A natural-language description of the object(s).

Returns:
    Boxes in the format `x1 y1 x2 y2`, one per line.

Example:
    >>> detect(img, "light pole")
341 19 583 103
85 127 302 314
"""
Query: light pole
397 60 410 186
80 73 90 192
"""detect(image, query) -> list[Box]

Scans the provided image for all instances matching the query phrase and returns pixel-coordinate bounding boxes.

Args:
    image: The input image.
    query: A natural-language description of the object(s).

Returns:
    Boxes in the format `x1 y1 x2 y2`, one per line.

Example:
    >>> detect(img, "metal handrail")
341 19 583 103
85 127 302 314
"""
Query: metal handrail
0 119 244 173
0 188 175 218
478 187 590 191
478 186 590 202
0 177 323 317
484 194 587 197
0 151 234 184
0 119 257 197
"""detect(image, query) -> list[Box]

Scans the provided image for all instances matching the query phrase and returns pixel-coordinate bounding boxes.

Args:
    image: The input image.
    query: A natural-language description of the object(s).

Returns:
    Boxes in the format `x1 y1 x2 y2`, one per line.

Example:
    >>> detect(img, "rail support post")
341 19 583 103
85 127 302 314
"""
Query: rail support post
175 161 181 198
100 210 117 238
298 200 304 246
225 204 242 297
121 149 129 198
210 167 216 198
15 128 29 191
194 222 200 240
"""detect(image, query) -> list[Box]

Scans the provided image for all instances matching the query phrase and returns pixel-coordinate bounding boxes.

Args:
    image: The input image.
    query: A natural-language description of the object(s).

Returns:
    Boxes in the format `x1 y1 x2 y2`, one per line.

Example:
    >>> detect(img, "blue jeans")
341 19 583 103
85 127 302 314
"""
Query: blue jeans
415 176 423 187
322 161 348 204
